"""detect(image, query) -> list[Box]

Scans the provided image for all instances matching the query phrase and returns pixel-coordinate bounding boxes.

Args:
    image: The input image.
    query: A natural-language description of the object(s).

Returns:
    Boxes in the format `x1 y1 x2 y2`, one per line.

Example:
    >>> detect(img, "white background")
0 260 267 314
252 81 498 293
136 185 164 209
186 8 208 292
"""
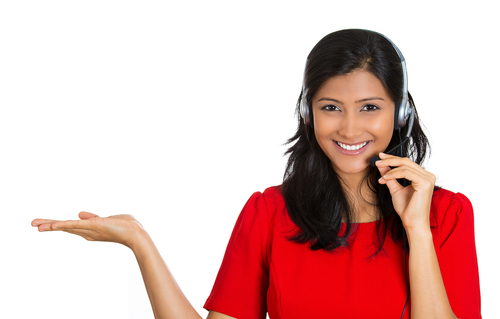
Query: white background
0 1 497 318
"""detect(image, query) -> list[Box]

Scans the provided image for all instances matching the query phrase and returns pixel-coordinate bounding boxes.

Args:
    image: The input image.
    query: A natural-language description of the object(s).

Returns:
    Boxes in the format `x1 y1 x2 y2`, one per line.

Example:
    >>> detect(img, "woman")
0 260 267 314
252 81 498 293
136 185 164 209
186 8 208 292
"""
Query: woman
32 29 481 318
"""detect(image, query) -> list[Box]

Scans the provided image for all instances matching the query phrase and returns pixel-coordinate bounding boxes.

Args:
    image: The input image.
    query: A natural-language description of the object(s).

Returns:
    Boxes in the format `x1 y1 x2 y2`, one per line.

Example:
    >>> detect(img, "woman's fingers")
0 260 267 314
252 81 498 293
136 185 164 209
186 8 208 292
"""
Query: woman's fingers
379 166 422 183
375 153 420 170
32 219 64 232
51 219 88 230
376 163 391 177
79 211 99 220
374 153 436 230
36 219 83 232
375 153 435 189
31 219 58 227
32 216 96 232
32 213 143 248
375 154 408 195
378 165 435 192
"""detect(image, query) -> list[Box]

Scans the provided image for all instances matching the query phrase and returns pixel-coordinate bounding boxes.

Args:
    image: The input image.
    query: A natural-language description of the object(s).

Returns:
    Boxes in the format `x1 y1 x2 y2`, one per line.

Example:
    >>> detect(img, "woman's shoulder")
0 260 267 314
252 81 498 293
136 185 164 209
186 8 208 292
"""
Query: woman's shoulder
240 186 287 225
431 187 473 210
430 187 474 228
239 185 284 210
247 185 285 207
261 185 284 199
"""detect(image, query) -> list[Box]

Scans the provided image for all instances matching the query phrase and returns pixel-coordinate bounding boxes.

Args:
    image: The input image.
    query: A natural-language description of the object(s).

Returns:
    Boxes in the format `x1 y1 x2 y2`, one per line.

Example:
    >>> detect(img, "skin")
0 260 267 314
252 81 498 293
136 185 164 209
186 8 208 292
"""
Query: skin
32 69 458 319
312 69 395 181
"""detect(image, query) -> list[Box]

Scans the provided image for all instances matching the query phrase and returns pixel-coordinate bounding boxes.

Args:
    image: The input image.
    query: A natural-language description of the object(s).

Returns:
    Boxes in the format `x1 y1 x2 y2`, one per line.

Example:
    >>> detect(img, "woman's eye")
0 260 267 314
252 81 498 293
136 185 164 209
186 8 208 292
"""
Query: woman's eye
322 104 340 111
362 104 379 111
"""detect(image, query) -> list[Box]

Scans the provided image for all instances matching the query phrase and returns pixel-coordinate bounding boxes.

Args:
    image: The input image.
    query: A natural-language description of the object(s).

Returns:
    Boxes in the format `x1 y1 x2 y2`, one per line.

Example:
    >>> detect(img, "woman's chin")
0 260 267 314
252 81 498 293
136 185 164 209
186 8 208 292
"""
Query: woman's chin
332 161 372 177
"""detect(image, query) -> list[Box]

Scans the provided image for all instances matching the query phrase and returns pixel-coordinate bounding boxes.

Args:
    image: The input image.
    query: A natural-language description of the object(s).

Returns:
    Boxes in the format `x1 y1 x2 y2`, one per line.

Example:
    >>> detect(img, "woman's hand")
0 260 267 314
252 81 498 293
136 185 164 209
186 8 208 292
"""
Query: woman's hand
375 152 436 231
32 213 204 319
31 212 145 249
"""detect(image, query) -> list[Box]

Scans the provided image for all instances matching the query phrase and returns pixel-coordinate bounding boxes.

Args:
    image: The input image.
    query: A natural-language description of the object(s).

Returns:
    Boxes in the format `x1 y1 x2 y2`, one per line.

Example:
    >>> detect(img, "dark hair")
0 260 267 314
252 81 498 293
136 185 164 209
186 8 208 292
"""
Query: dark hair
282 29 430 253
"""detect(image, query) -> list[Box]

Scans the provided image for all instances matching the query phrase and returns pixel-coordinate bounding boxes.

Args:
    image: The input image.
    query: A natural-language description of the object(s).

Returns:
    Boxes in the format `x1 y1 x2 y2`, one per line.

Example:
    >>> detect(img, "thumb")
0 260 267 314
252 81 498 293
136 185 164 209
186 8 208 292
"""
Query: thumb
383 177 404 197
377 166 403 196
376 165 391 178
79 211 99 220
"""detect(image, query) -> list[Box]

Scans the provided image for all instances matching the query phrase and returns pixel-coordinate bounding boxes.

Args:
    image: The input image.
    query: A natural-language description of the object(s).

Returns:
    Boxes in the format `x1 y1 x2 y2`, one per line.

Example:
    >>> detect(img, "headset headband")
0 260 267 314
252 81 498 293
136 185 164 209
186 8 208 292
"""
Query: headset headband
299 29 412 130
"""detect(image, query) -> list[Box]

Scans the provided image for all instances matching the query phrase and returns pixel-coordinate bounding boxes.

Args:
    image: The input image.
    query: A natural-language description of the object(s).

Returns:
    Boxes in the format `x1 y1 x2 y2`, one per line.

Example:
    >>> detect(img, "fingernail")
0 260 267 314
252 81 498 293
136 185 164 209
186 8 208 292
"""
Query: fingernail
380 152 387 157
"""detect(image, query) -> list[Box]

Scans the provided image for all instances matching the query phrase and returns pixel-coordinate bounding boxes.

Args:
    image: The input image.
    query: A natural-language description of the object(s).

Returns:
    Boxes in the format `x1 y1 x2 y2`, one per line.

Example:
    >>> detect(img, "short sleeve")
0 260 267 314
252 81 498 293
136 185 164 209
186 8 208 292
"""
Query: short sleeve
433 191 481 319
204 191 271 319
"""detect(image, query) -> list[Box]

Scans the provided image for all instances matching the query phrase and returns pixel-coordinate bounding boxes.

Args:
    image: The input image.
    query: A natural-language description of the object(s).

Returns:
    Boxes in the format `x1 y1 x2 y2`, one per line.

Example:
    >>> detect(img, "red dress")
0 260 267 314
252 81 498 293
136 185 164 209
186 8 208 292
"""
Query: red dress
204 186 481 319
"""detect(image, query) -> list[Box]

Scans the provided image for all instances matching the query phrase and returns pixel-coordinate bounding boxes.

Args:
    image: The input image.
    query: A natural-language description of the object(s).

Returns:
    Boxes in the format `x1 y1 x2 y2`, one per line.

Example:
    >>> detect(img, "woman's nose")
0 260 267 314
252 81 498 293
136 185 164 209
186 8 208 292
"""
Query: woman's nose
338 113 362 140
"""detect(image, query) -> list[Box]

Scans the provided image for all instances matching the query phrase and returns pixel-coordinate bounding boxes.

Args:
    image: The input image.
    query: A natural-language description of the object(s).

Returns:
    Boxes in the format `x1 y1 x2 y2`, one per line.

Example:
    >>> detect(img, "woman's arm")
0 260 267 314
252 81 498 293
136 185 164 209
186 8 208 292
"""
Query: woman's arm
406 227 456 318
32 213 236 319
129 226 203 319
376 153 458 319
131 228 235 319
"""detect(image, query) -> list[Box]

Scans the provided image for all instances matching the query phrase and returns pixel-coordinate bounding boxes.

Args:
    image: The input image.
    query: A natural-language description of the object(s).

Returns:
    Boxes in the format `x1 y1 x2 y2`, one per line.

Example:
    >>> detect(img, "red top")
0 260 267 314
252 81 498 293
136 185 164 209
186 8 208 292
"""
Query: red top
204 186 481 319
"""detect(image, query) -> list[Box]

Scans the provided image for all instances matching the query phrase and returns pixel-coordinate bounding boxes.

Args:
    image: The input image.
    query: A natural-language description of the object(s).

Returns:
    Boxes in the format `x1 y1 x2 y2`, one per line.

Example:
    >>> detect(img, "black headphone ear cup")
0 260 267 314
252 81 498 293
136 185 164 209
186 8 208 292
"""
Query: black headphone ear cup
394 101 404 129
395 100 412 129
300 91 311 125
303 106 310 125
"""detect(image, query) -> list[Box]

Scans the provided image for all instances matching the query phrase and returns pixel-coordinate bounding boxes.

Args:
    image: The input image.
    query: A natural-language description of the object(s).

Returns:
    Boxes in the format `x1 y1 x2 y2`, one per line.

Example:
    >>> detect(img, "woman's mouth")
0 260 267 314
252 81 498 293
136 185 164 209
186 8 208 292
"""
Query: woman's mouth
336 141 369 151
334 141 371 155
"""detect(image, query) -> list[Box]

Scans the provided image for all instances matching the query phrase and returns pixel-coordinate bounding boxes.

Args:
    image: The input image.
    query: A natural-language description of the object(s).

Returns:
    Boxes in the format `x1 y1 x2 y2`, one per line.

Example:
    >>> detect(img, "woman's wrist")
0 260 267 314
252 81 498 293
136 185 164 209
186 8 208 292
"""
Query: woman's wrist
126 222 151 252
405 225 433 247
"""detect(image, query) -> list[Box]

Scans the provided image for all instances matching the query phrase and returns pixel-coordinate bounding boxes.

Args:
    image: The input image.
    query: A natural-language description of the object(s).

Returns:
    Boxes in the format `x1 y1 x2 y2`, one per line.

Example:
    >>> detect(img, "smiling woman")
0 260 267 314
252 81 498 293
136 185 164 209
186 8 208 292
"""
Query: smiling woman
32 29 481 319
312 70 395 177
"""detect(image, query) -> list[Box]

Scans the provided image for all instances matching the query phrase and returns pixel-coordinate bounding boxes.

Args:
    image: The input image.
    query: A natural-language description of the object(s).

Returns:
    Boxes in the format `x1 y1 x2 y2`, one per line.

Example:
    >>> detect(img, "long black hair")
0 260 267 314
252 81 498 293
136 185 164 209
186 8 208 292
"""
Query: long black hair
282 29 430 252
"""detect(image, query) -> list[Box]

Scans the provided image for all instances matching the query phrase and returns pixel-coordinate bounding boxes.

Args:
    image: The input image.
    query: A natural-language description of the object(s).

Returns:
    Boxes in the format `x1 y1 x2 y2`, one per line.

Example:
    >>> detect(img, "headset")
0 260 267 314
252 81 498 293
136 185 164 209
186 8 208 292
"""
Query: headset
299 30 415 168
299 30 412 318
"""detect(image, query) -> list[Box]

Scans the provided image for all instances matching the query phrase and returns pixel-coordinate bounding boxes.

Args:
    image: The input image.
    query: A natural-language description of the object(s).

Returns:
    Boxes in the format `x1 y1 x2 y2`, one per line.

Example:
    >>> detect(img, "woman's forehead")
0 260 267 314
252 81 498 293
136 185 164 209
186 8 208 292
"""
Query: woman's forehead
314 70 392 103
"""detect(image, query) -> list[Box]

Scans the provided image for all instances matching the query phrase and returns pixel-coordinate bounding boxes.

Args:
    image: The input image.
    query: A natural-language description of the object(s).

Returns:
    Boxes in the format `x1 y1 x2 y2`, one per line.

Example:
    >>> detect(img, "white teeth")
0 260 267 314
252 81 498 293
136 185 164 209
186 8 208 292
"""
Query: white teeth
337 141 368 151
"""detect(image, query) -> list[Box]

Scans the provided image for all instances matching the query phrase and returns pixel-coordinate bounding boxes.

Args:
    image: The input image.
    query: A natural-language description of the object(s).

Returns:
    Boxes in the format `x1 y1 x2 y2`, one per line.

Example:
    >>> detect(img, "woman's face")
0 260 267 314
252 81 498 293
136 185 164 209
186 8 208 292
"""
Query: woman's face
312 69 395 178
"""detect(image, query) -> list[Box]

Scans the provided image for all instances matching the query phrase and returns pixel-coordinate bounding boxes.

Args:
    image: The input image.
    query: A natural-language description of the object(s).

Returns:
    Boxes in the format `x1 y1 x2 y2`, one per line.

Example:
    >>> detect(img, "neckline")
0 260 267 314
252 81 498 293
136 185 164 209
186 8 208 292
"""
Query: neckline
341 218 383 225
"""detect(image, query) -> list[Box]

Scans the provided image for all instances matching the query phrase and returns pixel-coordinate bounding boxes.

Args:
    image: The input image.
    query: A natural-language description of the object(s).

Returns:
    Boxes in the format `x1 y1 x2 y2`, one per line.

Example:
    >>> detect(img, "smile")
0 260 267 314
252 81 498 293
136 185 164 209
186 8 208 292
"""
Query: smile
335 141 369 151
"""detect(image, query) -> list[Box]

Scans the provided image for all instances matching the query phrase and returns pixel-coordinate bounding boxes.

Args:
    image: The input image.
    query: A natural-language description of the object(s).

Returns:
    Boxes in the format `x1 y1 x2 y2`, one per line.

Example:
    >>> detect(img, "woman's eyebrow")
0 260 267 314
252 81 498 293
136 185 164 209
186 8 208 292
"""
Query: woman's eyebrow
355 97 385 103
316 97 385 104
317 98 343 104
